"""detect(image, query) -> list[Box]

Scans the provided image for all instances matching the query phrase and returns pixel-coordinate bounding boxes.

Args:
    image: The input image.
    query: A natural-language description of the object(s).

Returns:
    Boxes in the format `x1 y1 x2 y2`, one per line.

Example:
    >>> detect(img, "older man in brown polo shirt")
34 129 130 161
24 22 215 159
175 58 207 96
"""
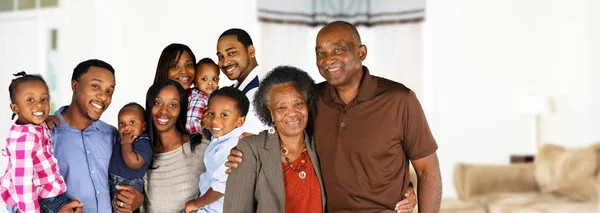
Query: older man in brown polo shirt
226 21 441 213
313 21 441 213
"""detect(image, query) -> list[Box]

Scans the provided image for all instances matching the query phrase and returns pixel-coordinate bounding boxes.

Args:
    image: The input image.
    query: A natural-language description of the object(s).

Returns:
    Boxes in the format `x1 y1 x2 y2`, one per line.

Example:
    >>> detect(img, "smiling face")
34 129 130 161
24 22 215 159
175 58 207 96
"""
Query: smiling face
118 106 146 136
10 81 50 125
72 66 115 121
195 63 220 95
315 24 367 88
204 96 245 138
168 50 195 90
151 85 181 133
268 83 308 138
216 35 255 82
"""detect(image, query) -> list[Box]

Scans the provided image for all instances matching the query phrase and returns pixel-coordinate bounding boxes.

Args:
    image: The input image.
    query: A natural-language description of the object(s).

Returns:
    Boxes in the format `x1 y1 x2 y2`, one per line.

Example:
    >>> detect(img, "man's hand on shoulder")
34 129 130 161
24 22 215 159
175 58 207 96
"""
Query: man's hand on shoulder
224 146 244 174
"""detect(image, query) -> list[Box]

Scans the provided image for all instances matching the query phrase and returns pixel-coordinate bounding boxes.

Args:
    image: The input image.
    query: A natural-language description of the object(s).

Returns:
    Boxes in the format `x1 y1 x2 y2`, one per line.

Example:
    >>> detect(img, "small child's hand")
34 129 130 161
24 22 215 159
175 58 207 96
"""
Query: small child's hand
120 130 136 145
45 115 60 129
57 198 83 213
184 199 201 213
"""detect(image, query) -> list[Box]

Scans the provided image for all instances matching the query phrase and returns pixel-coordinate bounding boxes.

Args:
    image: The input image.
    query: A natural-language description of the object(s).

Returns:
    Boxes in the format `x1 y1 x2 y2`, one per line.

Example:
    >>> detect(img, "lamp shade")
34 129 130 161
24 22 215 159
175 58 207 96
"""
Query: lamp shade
519 96 551 115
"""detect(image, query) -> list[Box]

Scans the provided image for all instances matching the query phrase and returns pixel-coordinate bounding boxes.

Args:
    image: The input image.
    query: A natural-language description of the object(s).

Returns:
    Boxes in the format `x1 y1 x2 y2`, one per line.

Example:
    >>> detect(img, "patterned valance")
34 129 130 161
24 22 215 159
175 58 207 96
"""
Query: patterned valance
257 0 425 26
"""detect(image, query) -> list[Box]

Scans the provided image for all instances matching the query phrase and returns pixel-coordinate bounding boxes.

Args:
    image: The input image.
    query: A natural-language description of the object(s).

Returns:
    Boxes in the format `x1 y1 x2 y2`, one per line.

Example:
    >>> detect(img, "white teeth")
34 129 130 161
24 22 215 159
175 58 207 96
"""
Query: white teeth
180 77 189 82
212 127 222 131
157 118 169 124
226 65 236 72
33 112 44 116
327 66 340 72
91 103 103 109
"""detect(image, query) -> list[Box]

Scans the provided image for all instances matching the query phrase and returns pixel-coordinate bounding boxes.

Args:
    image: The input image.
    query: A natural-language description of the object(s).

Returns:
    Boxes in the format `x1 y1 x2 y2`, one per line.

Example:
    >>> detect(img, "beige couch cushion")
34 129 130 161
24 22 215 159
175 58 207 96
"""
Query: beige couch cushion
454 163 539 200
504 203 598 213
471 192 569 206
475 192 572 213
534 144 564 192
534 143 600 201
438 199 486 213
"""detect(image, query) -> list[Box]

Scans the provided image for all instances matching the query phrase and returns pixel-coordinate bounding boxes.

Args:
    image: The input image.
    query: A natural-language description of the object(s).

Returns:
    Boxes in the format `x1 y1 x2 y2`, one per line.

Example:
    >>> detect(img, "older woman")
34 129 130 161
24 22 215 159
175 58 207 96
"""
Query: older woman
142 80 208 212
224 66 324 212
224 66 418 213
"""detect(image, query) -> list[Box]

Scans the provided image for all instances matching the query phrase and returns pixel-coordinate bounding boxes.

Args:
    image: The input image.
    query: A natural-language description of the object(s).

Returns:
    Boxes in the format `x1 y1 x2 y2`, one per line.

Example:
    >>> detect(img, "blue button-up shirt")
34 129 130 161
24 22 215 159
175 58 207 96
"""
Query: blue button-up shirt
6 106 117 213
198 127 242 213
52 106 117 213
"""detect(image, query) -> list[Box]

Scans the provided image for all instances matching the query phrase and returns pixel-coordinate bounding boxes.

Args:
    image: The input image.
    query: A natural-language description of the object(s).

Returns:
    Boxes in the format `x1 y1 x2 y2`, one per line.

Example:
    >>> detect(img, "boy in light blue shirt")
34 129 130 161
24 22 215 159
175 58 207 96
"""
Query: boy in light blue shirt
183 87 248 213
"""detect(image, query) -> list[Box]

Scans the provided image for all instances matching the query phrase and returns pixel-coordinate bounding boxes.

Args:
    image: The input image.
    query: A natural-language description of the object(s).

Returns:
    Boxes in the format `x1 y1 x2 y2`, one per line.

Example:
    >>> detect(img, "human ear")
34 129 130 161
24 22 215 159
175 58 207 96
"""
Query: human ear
247 45 256 58
358 44 367 62
9 103 18 115
237 116 246 127
71 80 78 92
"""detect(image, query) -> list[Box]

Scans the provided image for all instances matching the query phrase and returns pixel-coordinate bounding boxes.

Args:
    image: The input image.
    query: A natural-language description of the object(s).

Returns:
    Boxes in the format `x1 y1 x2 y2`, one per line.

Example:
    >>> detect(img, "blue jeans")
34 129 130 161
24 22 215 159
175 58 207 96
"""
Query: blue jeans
38 193 72 213
109 173 144 212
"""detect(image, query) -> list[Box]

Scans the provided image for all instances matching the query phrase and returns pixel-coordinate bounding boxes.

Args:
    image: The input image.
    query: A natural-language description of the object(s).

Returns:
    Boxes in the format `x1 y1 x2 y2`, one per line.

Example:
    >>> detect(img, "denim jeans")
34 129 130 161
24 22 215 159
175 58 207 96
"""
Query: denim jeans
38 193 72 213
109 173 144 213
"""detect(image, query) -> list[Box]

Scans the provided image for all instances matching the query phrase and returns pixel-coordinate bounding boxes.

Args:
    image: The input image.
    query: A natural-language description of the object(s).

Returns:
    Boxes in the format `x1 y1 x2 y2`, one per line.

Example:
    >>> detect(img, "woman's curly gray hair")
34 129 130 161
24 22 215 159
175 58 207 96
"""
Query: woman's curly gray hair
253 66 318 126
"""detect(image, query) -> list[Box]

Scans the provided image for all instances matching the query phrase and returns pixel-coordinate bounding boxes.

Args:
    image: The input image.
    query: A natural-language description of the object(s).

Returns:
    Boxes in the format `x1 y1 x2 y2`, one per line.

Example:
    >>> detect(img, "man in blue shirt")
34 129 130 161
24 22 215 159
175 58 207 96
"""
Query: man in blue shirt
7 59 143 213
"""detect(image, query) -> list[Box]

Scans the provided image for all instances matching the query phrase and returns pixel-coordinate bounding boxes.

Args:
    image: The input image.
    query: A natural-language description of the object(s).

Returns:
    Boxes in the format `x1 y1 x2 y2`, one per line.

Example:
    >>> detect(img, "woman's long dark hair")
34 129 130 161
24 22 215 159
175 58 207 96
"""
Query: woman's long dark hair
145 80 202 168
153 43 197 84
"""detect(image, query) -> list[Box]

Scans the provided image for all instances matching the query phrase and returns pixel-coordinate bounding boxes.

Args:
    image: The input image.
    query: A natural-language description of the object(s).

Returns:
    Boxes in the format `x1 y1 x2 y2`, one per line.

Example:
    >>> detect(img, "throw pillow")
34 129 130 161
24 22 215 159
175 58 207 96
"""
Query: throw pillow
535 143 600 201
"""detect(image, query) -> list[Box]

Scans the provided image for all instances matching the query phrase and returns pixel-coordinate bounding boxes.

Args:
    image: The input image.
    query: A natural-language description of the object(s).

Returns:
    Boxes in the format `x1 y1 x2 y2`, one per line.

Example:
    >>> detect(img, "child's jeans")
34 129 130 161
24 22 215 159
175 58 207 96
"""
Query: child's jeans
109 173 144 213
16 192 72 213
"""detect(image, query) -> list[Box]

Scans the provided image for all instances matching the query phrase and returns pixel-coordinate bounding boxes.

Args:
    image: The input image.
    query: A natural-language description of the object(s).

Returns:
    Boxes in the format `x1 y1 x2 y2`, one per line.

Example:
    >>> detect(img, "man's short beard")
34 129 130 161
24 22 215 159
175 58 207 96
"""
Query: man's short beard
85 112 100 121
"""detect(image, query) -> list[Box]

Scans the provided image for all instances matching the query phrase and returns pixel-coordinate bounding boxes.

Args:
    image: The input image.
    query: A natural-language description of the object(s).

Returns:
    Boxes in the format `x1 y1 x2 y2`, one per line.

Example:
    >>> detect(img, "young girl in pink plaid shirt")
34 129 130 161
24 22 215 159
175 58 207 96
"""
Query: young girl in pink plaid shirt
0 72 82 213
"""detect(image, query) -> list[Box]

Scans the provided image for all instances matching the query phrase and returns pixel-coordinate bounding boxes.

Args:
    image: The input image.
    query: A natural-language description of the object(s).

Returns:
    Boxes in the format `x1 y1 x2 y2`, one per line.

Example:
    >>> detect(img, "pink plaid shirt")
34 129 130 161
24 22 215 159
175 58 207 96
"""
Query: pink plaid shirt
186 88 210 134
0 122 67 213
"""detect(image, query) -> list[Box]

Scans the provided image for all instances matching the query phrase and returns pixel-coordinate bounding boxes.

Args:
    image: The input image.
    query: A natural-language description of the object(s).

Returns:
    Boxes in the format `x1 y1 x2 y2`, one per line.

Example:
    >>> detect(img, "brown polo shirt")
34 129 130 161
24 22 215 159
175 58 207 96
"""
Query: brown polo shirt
313 66 438 213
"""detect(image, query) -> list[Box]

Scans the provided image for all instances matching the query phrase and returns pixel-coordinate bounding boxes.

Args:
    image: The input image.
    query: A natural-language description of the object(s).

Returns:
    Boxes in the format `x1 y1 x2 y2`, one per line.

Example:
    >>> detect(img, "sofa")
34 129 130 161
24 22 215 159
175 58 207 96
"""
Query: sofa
449 143 600 213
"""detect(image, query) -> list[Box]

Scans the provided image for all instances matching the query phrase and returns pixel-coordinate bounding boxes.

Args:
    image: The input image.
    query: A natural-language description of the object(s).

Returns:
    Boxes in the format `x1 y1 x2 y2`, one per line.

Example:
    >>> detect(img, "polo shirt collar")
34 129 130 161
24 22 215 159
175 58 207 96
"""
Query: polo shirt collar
233 65 263 90
324 66 377 104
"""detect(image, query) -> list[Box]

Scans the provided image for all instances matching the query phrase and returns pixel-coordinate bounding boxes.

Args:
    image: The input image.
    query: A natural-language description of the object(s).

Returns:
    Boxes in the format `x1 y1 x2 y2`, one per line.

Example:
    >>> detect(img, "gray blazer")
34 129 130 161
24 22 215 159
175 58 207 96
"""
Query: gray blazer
223 130 326 213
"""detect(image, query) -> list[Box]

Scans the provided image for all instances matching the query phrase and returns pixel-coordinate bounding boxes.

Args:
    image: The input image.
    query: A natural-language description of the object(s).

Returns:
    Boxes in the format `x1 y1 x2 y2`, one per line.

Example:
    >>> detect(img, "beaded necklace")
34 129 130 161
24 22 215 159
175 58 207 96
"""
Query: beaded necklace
280 142 307 179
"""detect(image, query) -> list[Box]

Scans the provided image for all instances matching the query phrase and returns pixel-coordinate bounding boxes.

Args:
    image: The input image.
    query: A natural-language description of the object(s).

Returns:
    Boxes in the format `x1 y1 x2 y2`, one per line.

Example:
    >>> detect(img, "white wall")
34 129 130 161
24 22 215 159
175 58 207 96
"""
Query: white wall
0 16 40 182
589 0 600 142
427 0 599 198
61 0 259 126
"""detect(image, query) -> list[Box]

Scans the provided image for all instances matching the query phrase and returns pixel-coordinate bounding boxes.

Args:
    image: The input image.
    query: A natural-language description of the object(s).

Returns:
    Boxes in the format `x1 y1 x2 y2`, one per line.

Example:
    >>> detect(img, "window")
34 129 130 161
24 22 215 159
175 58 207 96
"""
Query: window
0 0 59 12
0 0 13 12
18 0 35 10
41 0 58 8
